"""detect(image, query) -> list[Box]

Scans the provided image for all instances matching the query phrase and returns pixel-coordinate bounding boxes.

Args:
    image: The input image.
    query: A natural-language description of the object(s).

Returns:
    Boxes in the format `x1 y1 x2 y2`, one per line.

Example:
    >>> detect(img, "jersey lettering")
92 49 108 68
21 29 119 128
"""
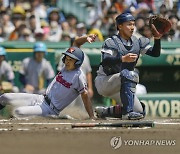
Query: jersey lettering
56 72 72 88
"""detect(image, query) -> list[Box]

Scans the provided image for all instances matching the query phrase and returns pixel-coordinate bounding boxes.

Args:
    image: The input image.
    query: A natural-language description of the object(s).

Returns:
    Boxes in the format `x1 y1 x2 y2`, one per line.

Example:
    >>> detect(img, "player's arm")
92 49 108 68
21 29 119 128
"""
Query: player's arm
139 37 161 57
81 90 95 119
102 52 137 65
145 39 161 57
86 72 93 98
72 34 96 48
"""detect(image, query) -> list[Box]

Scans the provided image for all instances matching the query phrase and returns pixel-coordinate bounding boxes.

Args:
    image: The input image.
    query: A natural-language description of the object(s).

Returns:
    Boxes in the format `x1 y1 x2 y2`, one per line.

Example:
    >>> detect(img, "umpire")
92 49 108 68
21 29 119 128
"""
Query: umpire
95 13 161 120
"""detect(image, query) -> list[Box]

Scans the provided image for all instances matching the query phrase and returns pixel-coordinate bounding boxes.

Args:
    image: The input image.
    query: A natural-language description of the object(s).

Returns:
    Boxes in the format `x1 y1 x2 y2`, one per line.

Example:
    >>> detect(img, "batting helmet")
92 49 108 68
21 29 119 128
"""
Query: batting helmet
62 47 84 68
116 13 135 25
0 46 6 56
33 42 47 53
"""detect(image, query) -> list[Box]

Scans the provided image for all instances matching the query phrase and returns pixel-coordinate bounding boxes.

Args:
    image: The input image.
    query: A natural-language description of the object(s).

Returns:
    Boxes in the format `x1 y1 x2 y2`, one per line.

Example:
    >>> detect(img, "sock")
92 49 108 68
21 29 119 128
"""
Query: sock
104 105 122 118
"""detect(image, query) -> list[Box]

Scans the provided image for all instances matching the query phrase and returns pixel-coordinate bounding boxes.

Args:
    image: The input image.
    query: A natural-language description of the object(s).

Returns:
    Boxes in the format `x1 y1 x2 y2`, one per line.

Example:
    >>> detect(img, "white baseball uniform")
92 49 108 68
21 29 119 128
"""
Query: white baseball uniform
0 67 87 118
57 53 92 110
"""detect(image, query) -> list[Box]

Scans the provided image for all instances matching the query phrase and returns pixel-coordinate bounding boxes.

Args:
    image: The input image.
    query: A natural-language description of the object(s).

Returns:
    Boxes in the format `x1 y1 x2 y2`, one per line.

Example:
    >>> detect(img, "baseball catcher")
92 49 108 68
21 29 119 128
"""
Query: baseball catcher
94 13 171 120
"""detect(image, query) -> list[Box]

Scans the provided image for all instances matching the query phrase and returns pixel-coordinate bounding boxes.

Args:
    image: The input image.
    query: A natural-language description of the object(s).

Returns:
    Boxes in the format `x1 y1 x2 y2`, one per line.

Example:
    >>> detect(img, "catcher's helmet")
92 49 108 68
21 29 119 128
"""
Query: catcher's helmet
33 42 47 53
62 47 84 68
0 46 6 56
116 13 135 25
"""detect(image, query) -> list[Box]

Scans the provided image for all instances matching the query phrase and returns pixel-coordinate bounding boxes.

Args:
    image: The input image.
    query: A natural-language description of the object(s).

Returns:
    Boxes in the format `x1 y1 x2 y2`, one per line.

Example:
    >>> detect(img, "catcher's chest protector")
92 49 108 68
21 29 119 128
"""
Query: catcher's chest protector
102 35 141 75
119 36 140 70
112 35 140 56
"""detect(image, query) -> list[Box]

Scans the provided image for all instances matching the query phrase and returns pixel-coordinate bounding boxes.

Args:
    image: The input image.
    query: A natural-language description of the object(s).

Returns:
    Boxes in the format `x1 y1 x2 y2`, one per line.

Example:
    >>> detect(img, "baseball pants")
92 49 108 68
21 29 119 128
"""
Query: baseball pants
95 73 143 113
0 93 57 117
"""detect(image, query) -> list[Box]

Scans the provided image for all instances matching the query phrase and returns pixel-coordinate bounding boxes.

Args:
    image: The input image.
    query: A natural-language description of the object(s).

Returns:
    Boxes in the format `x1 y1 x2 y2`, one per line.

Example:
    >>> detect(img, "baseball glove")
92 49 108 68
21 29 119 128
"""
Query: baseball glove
149 15 172 39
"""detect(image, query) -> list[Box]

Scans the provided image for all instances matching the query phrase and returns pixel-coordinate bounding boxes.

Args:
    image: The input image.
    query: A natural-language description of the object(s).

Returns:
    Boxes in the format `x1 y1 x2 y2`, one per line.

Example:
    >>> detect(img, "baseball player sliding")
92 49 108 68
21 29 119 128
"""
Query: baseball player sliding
94 13 171 120
0 35 96 119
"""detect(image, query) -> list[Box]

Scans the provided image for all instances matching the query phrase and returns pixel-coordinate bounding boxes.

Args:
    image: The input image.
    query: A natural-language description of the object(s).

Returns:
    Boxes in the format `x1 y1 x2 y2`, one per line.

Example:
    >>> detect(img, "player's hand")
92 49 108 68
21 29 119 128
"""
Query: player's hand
122 53 138 62
87 34 97 43
25 84 34 93
89 116 97 121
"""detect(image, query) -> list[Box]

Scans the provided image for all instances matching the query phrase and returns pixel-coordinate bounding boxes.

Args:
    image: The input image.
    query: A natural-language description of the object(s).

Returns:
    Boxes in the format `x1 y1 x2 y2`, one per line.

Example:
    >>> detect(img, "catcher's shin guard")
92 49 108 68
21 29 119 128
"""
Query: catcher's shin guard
120 69 139 115
95 105 122 118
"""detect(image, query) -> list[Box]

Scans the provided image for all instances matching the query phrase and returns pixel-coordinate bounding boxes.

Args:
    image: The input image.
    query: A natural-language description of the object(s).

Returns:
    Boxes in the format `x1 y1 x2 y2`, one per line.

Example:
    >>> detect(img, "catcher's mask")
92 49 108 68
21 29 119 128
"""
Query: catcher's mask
62 47 84 68
116 13 135 30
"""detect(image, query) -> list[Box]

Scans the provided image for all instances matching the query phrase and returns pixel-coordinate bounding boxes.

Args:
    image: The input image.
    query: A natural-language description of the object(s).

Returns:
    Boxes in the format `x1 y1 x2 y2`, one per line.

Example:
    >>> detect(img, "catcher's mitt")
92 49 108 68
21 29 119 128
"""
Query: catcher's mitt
149 15 172 39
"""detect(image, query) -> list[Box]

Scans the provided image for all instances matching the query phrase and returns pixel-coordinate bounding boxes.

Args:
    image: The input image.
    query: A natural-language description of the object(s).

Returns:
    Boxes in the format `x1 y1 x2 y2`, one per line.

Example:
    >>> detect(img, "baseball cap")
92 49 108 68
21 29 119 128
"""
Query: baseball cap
116 13 135 25
77 23 85 29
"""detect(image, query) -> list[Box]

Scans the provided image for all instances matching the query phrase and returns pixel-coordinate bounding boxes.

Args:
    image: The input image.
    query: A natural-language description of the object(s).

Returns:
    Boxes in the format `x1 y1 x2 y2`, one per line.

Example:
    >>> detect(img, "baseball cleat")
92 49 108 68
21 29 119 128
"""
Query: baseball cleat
122 112 144 120
94 106 107 118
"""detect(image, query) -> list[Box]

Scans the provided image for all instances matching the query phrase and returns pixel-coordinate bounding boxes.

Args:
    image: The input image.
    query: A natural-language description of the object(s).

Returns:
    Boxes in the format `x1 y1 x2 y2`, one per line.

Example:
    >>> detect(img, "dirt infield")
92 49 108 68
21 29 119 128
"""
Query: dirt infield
0 117 179 154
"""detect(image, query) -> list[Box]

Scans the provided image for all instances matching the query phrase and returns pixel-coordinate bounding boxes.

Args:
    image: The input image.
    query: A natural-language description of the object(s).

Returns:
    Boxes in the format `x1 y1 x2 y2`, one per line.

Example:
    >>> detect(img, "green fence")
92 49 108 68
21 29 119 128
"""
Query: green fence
139 94 180 118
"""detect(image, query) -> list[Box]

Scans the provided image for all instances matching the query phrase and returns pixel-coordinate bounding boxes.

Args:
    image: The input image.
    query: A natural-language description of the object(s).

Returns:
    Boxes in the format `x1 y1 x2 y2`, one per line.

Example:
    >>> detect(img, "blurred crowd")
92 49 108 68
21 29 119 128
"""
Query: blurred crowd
86 0 180 41
0 0 179 43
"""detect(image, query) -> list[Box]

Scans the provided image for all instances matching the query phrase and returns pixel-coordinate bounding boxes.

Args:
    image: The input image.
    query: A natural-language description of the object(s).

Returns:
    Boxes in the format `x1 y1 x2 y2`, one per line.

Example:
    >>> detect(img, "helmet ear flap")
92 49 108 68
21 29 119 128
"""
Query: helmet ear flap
74 60 80 68
74 51 84 68
62 55 66 63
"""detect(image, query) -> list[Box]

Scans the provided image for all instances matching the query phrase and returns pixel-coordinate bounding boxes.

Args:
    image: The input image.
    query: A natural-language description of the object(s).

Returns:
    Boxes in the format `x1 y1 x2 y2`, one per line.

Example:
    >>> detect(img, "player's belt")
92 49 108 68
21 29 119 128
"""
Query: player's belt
44 94 60 114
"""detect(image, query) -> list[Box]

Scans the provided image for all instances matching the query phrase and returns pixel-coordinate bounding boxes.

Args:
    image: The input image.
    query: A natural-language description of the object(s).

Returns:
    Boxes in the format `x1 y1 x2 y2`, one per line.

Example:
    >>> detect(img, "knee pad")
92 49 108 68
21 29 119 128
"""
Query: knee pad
120 69 139 92
120 69 139 114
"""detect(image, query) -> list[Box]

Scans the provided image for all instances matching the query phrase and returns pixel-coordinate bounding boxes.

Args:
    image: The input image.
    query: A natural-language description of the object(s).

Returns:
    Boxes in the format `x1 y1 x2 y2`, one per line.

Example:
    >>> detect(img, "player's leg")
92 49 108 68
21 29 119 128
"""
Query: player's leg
119 69 144 120
134 95 146 116
95 69 144 120
95 92 121 118
95 73 121 97
0 93 43 109
95 74 122 118
95 93 145 118
13 102 57 118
